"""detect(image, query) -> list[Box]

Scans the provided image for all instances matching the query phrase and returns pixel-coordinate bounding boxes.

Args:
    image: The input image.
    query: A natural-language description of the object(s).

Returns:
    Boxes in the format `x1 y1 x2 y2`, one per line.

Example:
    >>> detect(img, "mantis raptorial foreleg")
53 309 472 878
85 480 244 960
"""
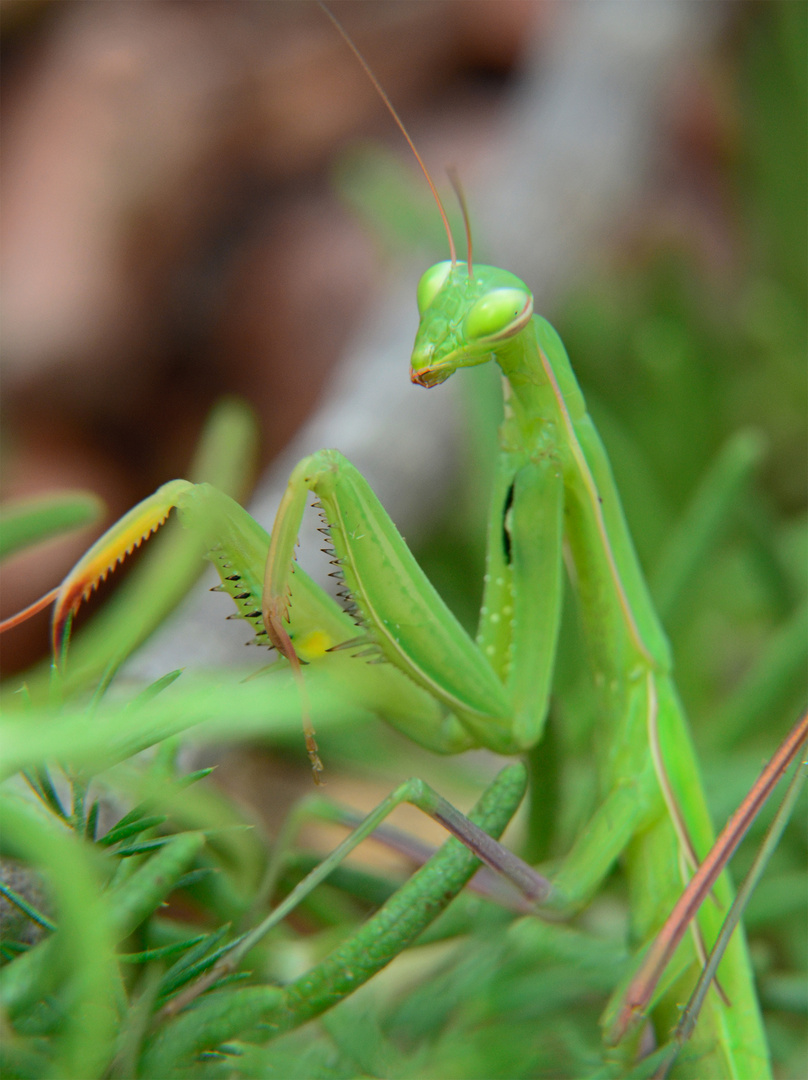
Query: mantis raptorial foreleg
262 448 564 757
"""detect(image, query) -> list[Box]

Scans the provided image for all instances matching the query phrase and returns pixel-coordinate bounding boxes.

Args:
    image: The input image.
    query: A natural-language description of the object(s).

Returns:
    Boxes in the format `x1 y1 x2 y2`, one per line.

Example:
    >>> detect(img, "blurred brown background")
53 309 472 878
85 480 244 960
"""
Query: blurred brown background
0 0 550 669
2 0 803 689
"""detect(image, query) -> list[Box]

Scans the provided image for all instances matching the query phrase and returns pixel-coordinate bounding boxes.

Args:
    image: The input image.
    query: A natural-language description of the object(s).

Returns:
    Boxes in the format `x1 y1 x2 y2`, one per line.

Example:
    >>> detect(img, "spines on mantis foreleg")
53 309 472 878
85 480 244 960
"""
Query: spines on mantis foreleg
0 400 260 693
0 492 106 634
51 480 195 664
48 480 271 664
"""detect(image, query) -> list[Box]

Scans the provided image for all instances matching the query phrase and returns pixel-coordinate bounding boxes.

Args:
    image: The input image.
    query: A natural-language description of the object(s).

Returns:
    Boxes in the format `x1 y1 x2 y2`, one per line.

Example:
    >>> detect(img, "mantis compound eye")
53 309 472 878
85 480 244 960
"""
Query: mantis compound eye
463 288 533 343
416 261 453 316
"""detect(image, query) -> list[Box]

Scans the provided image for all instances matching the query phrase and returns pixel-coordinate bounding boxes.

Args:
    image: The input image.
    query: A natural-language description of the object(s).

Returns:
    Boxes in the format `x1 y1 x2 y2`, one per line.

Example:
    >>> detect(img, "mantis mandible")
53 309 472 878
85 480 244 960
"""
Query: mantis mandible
9 8 780 1076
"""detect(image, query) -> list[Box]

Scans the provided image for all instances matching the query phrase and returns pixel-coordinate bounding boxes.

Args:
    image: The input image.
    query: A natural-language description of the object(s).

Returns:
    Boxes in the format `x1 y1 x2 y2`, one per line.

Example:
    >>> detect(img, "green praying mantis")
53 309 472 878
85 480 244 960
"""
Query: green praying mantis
2 8 803 1078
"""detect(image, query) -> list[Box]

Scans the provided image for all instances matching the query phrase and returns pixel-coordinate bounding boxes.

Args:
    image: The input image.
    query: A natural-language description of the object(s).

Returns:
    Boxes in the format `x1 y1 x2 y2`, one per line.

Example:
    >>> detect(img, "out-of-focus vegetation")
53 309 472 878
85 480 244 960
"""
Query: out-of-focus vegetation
0 2 805 1079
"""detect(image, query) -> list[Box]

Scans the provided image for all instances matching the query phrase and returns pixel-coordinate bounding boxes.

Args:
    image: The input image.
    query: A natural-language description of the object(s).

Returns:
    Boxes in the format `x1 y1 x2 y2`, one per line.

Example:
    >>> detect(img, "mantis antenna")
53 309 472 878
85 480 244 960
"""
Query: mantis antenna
317 1 458 266
448 166 474 278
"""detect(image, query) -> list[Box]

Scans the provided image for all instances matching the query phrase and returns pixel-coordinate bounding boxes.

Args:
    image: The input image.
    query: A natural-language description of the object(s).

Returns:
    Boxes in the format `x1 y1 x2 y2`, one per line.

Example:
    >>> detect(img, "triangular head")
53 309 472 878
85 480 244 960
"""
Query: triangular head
410 261 534 387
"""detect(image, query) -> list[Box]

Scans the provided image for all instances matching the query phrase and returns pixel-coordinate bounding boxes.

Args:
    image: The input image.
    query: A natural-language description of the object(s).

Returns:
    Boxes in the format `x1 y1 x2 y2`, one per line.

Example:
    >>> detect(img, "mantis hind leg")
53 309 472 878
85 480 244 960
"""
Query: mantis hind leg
158 763 545 1025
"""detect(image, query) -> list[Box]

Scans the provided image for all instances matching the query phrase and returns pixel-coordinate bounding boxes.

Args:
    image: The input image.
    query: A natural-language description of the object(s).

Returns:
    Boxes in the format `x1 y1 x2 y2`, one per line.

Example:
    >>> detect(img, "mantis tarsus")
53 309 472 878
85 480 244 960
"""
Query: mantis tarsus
3 8 801 1077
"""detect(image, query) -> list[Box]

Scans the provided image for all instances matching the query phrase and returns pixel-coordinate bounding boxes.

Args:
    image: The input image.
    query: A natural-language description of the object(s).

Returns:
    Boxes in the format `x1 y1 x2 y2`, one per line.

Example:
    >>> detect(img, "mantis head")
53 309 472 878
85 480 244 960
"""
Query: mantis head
317 7 533 391
410 262 534 388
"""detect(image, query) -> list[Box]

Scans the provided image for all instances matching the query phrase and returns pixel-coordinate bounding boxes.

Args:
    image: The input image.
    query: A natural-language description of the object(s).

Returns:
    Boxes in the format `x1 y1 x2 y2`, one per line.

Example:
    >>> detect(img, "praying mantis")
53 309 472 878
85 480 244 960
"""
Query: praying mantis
2 7 802 1078
38 274 773 1074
